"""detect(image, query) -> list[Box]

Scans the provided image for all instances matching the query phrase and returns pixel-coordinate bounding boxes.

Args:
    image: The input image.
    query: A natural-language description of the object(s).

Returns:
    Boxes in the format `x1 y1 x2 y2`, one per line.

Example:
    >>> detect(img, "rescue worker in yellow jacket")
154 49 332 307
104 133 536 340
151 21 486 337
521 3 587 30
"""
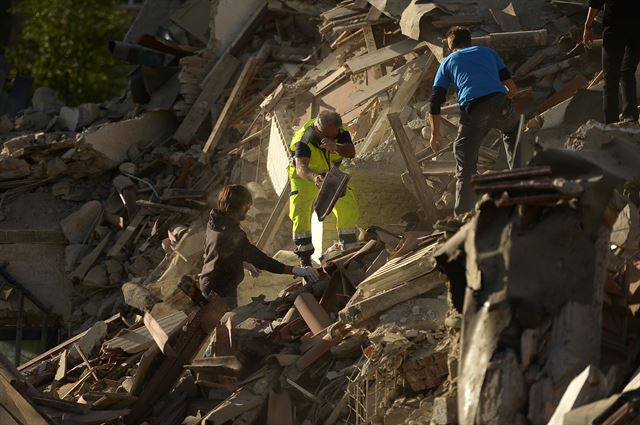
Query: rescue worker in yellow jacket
287 110 359 266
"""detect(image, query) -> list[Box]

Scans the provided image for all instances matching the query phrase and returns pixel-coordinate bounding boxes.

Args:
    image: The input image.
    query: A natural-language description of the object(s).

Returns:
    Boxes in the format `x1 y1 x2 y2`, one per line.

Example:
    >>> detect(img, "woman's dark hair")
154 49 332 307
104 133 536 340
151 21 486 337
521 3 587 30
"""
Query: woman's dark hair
218 184 252 214
447 26 472 49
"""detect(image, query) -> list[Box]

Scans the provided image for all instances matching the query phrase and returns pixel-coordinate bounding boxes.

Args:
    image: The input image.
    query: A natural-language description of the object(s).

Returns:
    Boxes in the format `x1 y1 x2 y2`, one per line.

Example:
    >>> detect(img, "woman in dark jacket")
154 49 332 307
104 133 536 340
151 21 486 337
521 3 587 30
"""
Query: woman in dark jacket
199 184 319 308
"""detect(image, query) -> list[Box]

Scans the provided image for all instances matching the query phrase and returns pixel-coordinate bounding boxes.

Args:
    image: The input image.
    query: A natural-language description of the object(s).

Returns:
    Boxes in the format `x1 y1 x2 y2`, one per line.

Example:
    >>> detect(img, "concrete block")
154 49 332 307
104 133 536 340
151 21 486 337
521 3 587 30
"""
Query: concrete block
71 320 107 361
0 114 12 133
83 264 108 288
476 350 526 425
122 281 160 311
60 200 102 244
15 110 50 130
544 302 600 385
432 395 457 424
57 106 81 131
32 87 63 113
46 157 68 177
548 365 608 425
0 157 30 181
82 111 177 165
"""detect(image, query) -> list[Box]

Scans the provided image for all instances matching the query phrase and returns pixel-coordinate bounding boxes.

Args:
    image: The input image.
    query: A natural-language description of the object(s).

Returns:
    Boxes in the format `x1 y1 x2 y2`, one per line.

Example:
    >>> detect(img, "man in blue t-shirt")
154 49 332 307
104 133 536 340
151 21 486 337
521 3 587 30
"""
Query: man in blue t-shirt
428 27 519 215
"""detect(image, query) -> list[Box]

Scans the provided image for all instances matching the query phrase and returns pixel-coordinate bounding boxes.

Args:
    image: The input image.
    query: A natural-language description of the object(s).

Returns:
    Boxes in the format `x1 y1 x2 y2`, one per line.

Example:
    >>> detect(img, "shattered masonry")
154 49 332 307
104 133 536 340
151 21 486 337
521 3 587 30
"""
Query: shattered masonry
1 0 640 424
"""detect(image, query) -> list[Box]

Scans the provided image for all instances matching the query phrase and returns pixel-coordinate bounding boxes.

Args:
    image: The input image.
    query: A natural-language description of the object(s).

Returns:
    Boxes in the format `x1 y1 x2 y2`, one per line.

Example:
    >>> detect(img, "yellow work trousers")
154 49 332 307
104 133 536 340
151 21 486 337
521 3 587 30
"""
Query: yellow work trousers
288 175 358 256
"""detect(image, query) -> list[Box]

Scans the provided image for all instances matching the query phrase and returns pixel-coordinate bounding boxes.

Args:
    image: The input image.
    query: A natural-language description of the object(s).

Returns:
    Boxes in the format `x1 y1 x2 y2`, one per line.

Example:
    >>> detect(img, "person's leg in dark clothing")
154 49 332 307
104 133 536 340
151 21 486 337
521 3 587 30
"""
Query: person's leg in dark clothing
490 95 521 168
453 109 489 216
620 38 640 120
603 34 627 124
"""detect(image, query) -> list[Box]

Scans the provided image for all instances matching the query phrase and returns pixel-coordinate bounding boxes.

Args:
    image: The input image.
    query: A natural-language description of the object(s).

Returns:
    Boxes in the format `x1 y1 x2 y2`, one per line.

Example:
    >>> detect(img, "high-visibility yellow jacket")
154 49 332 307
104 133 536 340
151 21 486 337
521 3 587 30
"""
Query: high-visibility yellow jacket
287 118 350 177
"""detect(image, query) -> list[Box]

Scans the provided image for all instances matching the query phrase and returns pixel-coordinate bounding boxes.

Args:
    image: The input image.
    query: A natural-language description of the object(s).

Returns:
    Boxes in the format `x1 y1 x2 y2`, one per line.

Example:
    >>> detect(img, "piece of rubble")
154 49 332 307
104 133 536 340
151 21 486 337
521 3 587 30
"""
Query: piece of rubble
14 110 51 130
46 157 68 177
0 157 30 181
83 264 108 288
59 200 102 244
122 281 161 312
32 87 64 113
0 114 12 133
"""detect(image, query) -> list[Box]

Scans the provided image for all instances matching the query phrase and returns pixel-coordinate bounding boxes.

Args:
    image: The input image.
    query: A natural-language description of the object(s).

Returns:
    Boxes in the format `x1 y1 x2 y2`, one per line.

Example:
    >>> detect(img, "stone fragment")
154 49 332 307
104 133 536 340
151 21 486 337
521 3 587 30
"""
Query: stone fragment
432 394 457 425
14 110 51 130
60 200 102 243
32 87 63 113
70 320 107 362
0 157 30 181
46 157 68 177
476 350 526 425
122 281 160 312
0 114 12 133
83 264 108 288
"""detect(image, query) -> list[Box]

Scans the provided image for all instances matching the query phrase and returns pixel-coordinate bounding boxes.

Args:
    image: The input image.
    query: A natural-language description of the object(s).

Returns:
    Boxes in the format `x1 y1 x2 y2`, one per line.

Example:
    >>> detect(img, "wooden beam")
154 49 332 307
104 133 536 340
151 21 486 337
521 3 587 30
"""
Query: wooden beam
107 211 146 258
387 112 438 224
70 233 112 280
362 25 384 78
345 39 427 73
125 296 228 425
173 54 240 145
142 312 177 357
256 181 291 252
203 44 271 158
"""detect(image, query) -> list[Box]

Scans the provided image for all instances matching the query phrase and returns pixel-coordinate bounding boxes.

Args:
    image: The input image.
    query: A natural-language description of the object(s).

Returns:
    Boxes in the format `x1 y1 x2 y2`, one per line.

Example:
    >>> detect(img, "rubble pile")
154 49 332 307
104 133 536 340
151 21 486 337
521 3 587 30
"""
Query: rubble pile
1 0 640 424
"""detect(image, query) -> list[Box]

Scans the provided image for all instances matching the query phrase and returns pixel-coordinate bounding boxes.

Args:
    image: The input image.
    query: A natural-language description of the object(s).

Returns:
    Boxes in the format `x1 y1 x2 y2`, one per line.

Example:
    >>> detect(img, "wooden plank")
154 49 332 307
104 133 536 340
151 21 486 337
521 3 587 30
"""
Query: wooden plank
340 274 444 325
490 3 521 32
107 212 146 258
0 374 50 425
70 232 112 280
362 25 384 78
348 60 411 106
143 312 177 357
256 181 291 252
73 344 98 381
310 66 348 96
388 112 438 224
432 15 483 29
104 311 187 354
173 54 240 145
359 54 437 153
203 46 269 157
125 296 229 425
54 350 67 382
535 74 588 115
345 39 427 73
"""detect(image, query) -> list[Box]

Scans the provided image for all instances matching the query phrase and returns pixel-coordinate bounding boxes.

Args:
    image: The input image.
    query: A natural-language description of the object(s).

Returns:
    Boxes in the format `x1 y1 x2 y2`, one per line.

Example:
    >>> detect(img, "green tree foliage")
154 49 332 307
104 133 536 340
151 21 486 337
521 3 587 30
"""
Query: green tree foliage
10 0 130 105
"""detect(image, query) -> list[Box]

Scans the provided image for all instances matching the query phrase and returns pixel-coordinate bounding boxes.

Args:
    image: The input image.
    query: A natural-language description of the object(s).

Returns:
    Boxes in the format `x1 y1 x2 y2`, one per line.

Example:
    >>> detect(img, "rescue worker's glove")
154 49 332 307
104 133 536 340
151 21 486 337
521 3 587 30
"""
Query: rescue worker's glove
292 266 320 283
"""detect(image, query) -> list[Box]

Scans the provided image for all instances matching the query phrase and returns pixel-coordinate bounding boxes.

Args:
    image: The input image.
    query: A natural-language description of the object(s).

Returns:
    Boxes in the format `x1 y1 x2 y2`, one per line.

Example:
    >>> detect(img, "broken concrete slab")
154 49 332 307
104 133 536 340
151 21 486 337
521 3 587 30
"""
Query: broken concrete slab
548 365 609 425
32 87 63 113
80 111 177 166
0 157 30 181
57 103 100 131
59 200 102 244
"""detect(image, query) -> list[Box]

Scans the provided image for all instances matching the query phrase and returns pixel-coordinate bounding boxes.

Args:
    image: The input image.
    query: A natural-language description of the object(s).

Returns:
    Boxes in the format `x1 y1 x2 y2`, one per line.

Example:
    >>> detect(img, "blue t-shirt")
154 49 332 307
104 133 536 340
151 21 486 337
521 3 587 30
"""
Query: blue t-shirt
433 46 508 106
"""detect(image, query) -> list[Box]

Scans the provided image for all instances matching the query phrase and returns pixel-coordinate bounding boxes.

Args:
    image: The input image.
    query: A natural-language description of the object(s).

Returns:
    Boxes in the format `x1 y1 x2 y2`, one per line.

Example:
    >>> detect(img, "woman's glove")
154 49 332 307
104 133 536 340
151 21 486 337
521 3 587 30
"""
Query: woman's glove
292 266 320 283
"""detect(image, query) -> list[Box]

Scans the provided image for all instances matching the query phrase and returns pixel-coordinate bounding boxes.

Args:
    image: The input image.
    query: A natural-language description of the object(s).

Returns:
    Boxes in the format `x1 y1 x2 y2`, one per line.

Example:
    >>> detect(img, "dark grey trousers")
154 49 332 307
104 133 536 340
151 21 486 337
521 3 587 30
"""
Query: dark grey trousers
454 93 519 215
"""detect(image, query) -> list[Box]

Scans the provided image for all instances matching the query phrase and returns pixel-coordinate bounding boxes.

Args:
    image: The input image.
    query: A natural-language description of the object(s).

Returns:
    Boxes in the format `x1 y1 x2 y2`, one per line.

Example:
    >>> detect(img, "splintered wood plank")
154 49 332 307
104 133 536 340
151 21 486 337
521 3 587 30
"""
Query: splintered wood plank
70 232 112 280
345 38 427 73
143 312 177 357
0 374 50 425
107 212 146 258
173 54 240 145
256 181 290 252
125 296 229 425
362 25 384 78
387 112 438 225
104 311 187 354
203 54 262 157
